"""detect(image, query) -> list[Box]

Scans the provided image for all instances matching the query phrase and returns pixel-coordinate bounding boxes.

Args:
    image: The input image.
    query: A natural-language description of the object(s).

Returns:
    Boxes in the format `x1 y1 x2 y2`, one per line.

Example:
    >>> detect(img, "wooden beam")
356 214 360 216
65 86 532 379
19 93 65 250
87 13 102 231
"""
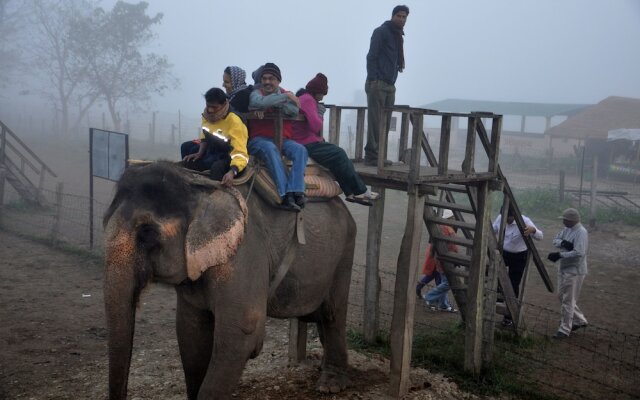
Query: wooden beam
409 113 423 184
288 319 307 364
329 107 342 145
398 112 410 162
464 181 490 374
363 187 386 343
355 109 366 161
462 117 477 174
389 189 425 397
439 115 452 175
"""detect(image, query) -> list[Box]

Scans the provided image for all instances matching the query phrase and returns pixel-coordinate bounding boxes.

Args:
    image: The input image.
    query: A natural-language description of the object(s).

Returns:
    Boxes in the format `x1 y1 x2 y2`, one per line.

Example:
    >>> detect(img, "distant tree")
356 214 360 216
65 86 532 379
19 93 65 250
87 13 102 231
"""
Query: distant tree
28 0 99 135
70 1 177 131
0 0 28 89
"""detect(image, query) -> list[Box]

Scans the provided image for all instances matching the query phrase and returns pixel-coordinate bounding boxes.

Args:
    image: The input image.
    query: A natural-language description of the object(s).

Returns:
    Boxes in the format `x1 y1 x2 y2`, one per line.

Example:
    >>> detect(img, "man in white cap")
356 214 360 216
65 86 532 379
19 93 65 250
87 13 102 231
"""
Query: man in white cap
547 208 589 339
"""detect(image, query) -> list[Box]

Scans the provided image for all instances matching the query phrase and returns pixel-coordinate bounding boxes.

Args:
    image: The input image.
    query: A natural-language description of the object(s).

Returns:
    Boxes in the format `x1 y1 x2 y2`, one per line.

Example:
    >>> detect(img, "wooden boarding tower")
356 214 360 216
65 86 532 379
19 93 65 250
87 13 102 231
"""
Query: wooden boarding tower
285 104 555 398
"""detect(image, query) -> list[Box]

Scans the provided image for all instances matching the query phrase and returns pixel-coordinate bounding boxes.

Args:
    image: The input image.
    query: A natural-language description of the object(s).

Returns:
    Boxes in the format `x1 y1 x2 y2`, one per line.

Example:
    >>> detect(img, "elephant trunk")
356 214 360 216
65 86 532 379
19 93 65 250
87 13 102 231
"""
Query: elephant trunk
103 214 151 399
104 261 137 400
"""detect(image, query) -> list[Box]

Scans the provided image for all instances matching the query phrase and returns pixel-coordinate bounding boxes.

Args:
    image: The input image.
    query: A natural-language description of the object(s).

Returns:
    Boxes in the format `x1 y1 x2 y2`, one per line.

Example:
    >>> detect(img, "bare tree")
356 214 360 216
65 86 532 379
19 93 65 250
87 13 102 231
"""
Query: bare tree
28 0 99 135
0 0 28 89
70 1 177 131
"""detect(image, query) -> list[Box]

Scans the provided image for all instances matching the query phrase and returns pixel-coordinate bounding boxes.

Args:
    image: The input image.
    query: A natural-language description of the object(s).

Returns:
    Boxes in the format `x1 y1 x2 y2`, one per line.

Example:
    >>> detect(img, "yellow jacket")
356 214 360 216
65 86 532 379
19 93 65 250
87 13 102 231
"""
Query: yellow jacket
199 112 249 173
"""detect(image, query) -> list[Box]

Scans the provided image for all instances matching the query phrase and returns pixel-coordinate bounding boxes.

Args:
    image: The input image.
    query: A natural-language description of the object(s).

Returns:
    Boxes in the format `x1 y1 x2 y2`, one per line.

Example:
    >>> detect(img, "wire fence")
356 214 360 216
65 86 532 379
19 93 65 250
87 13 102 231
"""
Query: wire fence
1 183 639 400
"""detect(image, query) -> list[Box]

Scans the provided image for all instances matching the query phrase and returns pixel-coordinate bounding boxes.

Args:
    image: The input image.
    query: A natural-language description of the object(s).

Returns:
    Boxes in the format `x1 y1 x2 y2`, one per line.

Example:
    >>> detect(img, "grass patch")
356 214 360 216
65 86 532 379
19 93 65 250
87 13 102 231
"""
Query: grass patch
490 188 640 226
348 326 562 400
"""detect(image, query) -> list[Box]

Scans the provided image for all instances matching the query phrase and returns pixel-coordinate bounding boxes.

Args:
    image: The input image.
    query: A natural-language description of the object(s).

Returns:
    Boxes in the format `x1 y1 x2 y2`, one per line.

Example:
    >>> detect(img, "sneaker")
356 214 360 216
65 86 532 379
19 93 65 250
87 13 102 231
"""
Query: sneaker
280 193 301 212
345 190 380 206
440 306 458 313
501 318 513 327
552 331 569 339
571 323 588 332
424 301 437 311
293 192 306 209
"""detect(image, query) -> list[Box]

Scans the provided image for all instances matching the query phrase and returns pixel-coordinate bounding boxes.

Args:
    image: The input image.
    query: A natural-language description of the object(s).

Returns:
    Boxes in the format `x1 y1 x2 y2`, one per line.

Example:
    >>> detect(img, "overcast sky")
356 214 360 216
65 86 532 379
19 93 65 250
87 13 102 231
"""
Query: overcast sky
109 0 640 114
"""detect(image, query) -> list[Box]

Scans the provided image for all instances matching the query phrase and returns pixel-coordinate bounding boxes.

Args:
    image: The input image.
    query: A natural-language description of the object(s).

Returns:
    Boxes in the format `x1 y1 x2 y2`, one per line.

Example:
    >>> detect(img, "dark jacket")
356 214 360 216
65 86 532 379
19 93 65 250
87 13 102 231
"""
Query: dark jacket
229 85 253 114
366 20 403 85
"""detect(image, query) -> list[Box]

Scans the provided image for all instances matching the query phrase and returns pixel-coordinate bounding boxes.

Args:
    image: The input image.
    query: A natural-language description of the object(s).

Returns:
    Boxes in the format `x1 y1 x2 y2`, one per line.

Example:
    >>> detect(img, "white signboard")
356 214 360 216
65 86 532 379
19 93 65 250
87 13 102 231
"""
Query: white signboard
90 128 128 181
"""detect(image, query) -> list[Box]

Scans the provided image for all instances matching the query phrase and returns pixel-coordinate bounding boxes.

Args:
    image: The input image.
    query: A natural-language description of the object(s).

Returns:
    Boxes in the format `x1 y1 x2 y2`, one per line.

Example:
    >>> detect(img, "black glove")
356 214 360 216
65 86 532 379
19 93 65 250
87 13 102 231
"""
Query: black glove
560 240 574 251
547 252 561 262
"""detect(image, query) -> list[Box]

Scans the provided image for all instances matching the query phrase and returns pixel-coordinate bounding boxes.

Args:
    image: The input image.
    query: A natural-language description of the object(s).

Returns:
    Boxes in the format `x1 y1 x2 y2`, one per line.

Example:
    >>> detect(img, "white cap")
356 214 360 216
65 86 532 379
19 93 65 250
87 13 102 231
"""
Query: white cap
442 209 454 219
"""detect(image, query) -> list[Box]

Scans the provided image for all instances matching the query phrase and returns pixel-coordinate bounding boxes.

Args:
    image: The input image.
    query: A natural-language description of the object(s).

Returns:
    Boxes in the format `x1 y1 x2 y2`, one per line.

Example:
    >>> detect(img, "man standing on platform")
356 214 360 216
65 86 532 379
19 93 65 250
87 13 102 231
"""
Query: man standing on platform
547 208 589 339
364 5 409 166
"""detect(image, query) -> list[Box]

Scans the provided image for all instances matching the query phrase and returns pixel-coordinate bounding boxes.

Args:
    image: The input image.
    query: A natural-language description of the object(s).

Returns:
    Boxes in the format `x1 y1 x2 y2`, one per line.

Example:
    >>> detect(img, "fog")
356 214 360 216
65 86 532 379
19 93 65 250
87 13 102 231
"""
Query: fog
133 0 640 113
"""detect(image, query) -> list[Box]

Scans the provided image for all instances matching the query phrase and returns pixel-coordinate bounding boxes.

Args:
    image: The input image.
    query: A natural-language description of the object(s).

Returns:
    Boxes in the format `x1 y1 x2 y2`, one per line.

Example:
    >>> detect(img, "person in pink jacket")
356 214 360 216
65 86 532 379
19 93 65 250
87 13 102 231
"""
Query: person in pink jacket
292 73 379 206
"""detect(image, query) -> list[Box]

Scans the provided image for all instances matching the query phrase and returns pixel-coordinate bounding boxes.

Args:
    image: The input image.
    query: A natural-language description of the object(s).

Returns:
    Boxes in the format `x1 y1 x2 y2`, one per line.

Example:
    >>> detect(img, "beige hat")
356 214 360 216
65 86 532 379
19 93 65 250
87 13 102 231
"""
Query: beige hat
559 208 580 222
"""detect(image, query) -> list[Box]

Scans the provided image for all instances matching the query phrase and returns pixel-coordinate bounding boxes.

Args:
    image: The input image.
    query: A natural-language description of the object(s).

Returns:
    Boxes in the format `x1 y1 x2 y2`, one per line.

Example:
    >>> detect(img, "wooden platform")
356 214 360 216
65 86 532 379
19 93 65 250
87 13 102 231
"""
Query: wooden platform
353 160 497 185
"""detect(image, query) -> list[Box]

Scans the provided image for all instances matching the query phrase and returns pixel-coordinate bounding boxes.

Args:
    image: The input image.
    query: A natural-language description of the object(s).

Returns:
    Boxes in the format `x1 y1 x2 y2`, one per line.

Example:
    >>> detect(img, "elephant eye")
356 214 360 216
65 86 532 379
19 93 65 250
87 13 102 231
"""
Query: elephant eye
137 223 161 249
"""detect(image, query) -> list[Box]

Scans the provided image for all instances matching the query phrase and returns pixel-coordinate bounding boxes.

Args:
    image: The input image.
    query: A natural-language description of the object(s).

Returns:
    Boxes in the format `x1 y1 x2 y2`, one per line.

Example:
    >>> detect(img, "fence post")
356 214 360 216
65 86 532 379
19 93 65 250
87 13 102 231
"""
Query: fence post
50 182 64 245
0 167 5 227
559 170 565 202
589 155 598 227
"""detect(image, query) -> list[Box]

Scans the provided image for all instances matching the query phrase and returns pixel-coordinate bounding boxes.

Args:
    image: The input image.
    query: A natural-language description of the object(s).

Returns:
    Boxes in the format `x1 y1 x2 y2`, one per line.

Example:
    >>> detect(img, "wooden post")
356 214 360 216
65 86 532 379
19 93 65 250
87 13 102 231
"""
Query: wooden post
389 187 425 397
481 247 500 365
328 106 341 145
0 167 5 227
151 111 157 144
559 170 565 202
288 319 307 365
589 154 598 227
363 187 386 343
178 109 182 143
438 115 452 175
355 108 365 161
462 117 477 174
398 111 410 163
50 182 63 245
464 180 490 374
0 124 5 226
489 117 502 174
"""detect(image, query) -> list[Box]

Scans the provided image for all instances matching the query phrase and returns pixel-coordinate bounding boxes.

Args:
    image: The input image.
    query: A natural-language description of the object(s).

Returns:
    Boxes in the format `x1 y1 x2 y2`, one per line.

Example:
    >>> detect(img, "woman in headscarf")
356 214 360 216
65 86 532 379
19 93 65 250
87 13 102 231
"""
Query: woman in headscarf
292 73 379 206
222 66 253 113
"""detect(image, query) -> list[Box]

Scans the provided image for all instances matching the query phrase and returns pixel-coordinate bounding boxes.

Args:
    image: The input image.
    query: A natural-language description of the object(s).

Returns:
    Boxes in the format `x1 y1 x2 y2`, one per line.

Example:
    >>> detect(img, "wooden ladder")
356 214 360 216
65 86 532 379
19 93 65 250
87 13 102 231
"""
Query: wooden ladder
414 114 554 335
0 120 57 206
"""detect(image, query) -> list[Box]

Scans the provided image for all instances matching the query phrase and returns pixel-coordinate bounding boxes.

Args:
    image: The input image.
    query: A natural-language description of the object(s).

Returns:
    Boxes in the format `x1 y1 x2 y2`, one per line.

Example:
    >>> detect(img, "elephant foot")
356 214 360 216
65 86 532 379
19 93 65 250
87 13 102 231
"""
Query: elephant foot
315 367 350 394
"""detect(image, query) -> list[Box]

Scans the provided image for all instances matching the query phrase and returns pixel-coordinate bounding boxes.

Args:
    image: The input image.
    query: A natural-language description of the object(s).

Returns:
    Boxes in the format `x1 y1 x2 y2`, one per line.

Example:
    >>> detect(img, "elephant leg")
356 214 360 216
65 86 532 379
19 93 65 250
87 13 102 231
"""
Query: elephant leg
315 255 353 393
176 294 214 400
197 312 266 399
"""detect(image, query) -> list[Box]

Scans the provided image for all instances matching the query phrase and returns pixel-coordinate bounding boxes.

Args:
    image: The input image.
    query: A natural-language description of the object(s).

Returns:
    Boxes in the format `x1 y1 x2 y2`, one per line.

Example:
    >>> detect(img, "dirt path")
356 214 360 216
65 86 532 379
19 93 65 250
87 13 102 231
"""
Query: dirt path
0 230 503 400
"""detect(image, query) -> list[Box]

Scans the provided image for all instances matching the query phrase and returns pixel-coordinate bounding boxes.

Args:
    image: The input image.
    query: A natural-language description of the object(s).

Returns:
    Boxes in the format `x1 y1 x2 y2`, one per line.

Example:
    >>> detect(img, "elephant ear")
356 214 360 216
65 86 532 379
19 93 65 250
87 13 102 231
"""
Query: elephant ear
185 187 248 281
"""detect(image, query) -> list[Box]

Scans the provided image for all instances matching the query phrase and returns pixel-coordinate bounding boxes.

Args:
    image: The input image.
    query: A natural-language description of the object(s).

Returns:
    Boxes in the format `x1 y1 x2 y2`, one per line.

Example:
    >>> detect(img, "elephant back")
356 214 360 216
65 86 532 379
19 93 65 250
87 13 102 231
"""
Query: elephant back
248 159 342 208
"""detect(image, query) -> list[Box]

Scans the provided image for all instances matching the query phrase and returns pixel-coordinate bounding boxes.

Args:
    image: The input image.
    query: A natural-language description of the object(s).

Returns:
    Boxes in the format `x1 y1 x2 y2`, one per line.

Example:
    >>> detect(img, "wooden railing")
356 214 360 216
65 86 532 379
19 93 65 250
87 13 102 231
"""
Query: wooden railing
0 120 57 204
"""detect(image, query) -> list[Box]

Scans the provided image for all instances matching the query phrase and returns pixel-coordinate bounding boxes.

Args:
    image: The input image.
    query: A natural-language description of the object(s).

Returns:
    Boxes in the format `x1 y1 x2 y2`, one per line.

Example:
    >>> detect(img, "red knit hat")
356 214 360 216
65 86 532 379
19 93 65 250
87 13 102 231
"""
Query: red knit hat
305 73 328 95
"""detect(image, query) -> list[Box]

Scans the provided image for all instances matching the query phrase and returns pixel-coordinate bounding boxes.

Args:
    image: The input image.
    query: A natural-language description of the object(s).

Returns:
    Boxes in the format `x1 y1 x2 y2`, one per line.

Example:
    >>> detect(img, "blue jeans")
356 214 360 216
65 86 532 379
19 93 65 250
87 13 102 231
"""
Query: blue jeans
248 136 308 197
425 274 452 309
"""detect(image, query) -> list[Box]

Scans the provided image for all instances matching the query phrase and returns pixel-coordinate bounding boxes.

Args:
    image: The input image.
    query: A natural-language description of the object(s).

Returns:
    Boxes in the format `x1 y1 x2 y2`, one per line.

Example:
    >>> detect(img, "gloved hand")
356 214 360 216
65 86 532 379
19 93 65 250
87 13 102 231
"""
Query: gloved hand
317 102 327 117
560 240 574 251
547 252 561 262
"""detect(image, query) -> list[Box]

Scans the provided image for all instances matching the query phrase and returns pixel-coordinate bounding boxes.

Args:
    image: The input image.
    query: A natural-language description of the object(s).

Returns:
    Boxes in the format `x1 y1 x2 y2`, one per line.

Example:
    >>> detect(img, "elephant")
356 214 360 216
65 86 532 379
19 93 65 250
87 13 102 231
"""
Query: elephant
103 161 356 399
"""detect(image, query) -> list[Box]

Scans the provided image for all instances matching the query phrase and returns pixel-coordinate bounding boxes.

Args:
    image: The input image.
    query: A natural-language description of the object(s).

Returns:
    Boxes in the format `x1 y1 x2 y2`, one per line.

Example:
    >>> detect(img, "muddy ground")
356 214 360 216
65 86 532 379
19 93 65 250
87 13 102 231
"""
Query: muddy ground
1 134 639 399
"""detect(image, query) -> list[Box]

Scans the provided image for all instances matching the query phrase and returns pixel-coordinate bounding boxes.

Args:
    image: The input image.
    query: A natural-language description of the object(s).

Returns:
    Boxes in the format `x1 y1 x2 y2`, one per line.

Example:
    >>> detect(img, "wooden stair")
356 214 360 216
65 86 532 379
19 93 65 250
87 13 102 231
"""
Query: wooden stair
0 120 57 207
412 113 554 336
